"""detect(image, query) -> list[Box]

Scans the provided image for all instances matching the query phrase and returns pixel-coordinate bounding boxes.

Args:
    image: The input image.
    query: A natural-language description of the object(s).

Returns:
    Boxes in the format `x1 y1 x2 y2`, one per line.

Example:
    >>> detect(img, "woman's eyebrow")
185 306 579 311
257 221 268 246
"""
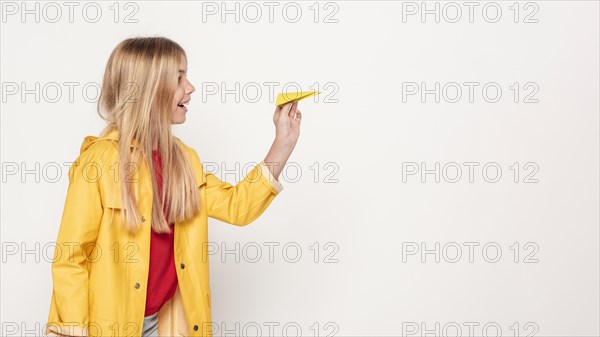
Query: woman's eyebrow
179 69 187 73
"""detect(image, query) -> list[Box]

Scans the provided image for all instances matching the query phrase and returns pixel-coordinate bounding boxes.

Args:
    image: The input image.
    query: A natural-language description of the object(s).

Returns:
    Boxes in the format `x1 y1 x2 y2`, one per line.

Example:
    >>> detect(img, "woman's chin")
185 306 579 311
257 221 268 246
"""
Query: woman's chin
173 117 185 124
171 111 187 124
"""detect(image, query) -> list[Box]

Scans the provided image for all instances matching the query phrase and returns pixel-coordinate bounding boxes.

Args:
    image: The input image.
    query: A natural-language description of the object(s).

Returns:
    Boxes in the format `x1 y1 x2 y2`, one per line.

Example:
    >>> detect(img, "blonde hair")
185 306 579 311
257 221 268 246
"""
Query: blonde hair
97 36 200 234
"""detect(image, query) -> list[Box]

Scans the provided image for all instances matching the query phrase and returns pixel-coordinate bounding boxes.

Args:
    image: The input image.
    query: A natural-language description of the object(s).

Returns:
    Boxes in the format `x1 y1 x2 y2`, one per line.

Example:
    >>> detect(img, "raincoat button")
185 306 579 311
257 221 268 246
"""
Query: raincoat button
193 325 198 331
134 282 140 289
141 216 146 222
180 263 185 269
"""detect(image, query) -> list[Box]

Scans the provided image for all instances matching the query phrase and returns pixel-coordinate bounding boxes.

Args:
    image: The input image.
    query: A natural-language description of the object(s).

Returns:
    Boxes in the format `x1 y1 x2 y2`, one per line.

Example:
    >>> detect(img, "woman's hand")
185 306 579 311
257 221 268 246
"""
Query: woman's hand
273 101 302 145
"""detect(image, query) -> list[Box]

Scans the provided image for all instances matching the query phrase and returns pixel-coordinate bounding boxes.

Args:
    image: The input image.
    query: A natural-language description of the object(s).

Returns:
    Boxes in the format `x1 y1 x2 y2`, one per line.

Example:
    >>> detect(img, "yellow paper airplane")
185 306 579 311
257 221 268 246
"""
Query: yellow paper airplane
275 91 320 106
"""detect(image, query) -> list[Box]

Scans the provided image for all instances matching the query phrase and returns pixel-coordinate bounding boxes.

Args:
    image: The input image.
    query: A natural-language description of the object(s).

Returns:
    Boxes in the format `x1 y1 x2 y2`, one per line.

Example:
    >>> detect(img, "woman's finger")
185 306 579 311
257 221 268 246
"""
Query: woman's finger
274 103 290 122
281 102 294 115
278 102 292 123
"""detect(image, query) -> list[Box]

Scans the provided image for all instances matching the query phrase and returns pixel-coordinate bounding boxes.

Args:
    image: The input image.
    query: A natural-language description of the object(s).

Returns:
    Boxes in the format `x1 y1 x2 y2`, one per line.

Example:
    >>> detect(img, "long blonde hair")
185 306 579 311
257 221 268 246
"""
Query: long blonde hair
97 36 200 234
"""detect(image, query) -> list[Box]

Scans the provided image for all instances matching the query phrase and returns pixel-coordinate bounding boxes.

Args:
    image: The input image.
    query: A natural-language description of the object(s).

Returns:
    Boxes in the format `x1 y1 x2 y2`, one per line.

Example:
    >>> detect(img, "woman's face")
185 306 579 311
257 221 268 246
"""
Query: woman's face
171 55 195 124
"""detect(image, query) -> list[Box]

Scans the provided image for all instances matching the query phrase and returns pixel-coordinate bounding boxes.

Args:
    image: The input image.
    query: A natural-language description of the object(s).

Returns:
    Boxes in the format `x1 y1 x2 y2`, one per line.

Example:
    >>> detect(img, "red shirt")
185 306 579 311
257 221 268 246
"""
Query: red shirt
144 149 179 316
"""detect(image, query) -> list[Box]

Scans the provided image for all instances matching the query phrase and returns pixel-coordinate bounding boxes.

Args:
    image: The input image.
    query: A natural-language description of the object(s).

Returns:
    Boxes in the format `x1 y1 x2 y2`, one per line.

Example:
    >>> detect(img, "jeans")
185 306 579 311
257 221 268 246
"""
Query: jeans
141 312 159 337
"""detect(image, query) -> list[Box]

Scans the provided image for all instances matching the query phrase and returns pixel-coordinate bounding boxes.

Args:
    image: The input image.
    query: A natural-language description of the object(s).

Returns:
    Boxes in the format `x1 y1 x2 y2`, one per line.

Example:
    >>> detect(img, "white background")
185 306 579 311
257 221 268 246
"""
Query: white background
1 1 599 336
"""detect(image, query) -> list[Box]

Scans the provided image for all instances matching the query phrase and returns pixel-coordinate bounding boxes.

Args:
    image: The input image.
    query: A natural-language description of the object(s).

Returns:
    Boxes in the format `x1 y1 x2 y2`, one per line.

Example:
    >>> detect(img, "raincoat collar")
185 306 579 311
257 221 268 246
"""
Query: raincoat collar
80 129 141 154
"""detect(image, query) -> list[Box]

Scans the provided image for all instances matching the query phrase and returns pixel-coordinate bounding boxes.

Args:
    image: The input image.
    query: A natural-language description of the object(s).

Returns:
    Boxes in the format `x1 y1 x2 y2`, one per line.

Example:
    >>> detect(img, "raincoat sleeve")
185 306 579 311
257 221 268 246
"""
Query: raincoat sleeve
46 151 103 337
204 160 284 226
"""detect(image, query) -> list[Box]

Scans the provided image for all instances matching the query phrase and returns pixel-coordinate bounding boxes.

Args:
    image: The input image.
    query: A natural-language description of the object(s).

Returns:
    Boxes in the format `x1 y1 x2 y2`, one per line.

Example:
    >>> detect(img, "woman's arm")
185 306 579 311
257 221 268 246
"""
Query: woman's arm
262 101 301 179
202 101 302 226
46 150 103 337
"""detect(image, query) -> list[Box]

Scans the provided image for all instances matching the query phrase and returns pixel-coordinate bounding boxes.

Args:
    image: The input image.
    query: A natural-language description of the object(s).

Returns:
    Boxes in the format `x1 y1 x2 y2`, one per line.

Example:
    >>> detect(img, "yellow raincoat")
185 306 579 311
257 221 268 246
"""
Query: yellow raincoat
45 129 284 337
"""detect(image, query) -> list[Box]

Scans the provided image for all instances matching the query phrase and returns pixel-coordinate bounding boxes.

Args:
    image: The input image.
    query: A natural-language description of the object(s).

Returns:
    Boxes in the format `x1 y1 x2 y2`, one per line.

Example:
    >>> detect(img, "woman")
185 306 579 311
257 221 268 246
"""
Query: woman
45 36 301 337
